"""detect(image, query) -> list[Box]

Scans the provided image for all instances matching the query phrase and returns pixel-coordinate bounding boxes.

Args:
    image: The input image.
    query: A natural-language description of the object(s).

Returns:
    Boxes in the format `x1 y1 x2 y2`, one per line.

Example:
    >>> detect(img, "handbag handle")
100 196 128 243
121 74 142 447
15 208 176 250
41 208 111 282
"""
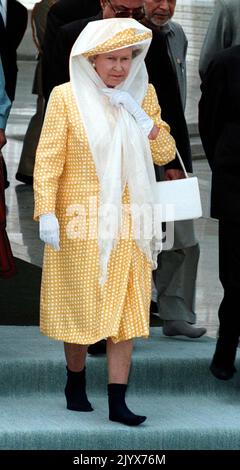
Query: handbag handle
176 148 188 178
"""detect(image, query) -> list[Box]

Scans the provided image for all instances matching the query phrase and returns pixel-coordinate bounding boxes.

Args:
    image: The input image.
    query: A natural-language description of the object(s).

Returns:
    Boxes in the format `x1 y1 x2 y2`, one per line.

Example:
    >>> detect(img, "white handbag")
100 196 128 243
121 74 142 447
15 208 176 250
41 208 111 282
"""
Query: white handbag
152 149 202 222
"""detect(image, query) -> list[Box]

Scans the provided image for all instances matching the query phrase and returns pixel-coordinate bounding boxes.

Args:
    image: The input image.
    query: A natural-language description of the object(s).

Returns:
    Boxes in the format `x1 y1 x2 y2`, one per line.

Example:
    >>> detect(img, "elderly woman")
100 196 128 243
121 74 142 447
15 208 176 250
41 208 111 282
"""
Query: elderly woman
34 18 175 426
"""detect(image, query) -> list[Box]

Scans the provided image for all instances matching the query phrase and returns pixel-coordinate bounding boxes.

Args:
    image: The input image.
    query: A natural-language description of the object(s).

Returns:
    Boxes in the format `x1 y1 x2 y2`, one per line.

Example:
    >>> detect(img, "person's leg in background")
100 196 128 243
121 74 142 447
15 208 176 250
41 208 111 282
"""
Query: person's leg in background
210 219 240 380
153 220 206 338
0 151 16 276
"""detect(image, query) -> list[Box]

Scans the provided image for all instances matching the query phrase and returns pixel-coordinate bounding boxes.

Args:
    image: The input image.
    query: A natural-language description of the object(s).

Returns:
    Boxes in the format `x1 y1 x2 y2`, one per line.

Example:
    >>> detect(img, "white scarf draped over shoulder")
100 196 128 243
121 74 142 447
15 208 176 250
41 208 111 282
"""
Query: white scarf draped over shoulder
70 18 162 285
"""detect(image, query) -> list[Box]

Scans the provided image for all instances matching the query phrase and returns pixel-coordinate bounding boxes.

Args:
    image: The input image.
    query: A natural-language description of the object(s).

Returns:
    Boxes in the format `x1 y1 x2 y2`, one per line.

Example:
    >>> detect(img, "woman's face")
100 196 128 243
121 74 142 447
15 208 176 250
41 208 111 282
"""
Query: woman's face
94 47 133 87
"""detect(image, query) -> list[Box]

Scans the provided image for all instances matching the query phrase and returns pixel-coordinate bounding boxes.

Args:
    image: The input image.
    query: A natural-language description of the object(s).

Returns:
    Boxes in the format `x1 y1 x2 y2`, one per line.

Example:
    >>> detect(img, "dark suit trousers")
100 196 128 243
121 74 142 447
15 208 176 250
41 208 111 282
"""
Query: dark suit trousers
218 219 240 342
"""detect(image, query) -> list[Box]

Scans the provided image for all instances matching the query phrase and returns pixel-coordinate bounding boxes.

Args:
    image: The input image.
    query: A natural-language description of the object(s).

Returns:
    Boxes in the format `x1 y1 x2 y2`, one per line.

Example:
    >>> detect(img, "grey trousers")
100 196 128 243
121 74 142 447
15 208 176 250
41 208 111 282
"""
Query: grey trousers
153 220 200 324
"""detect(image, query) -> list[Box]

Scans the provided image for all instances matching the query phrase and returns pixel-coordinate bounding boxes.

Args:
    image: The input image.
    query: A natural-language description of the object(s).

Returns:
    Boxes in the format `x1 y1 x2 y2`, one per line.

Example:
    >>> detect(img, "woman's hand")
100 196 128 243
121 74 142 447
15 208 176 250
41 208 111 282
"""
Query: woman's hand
103 89 154 137
39 213 60 251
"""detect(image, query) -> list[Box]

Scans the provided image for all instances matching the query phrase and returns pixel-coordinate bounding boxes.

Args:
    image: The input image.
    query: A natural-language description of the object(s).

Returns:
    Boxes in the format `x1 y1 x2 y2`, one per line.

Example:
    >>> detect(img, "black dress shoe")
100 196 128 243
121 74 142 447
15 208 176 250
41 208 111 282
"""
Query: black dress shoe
15 172 33 185
88 339 106 355
210 360 236 380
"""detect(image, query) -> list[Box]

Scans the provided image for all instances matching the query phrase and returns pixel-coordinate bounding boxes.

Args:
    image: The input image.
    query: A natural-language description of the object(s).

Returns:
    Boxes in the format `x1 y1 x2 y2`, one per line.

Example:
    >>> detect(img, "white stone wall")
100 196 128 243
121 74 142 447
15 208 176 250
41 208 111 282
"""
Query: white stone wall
174 0 215 63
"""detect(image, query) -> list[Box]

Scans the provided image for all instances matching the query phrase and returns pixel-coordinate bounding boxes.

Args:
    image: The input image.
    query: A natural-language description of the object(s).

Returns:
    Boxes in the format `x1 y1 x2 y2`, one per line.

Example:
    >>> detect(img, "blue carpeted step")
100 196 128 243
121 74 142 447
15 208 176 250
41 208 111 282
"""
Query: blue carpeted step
1 393 240 450
0 326 239 396
1 326 240 450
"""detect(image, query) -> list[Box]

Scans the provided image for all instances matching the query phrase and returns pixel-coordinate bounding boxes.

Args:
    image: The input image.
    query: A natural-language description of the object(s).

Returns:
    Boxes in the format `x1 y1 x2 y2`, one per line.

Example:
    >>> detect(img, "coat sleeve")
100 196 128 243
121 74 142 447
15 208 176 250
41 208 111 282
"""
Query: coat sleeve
33 86 68 220
199 1 232 80
51 27 72 89
142 84 176 166
12 3 28 50
198 56 227 169
42 6 63 102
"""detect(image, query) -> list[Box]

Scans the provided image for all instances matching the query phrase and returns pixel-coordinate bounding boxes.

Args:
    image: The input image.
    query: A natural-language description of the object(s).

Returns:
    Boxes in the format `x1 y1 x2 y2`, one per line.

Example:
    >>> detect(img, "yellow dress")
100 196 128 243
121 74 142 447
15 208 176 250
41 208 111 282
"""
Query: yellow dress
34 82 176 344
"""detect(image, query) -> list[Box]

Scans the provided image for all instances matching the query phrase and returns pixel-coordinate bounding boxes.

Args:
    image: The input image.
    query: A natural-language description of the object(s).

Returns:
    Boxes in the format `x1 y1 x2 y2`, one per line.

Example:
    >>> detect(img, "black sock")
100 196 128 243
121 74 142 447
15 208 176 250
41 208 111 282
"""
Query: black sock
65 366 93 412
108 383 146 426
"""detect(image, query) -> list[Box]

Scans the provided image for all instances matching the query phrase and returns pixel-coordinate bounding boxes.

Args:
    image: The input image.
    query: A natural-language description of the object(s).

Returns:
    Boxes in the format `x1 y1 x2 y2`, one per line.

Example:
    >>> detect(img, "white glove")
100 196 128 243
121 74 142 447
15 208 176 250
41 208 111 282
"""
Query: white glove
39 213 60 251
103 89 154 137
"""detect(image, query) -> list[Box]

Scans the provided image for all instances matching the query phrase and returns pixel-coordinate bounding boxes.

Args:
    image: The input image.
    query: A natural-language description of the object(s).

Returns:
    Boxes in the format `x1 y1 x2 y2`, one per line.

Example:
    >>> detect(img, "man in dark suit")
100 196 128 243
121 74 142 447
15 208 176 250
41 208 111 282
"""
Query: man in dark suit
142 0 205 338
42 0 101 101
0 0 28 102
0 0 28 187
199 46 240 381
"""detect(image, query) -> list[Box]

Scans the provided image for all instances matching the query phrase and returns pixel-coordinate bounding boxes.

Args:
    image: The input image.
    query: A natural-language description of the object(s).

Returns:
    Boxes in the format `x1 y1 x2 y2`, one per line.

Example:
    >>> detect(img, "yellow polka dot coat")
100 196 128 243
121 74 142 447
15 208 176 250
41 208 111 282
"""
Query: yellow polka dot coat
34 82 176 344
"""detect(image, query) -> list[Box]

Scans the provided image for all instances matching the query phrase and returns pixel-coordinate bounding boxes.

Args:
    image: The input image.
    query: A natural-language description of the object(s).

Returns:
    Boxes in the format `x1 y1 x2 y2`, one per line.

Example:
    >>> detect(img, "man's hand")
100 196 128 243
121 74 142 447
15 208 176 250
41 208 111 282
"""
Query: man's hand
0 129 6 149
148 124 160 140
165 169 185 180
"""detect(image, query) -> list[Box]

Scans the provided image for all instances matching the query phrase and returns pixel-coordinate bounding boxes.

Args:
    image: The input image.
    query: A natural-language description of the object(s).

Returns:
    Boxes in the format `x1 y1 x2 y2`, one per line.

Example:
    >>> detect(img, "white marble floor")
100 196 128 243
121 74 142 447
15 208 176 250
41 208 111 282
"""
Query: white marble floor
3 60 221 339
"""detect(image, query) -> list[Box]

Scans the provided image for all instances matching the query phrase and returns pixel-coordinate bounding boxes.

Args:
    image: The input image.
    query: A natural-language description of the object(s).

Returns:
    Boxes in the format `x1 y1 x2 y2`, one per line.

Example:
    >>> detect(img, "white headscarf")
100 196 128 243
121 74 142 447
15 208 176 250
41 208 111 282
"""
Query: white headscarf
70 18 161 284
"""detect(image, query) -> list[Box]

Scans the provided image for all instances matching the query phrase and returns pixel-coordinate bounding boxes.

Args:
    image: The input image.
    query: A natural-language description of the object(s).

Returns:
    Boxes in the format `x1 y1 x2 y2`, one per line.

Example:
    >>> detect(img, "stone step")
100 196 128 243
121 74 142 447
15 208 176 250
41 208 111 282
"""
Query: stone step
191 138 205 160
187 122 205 160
